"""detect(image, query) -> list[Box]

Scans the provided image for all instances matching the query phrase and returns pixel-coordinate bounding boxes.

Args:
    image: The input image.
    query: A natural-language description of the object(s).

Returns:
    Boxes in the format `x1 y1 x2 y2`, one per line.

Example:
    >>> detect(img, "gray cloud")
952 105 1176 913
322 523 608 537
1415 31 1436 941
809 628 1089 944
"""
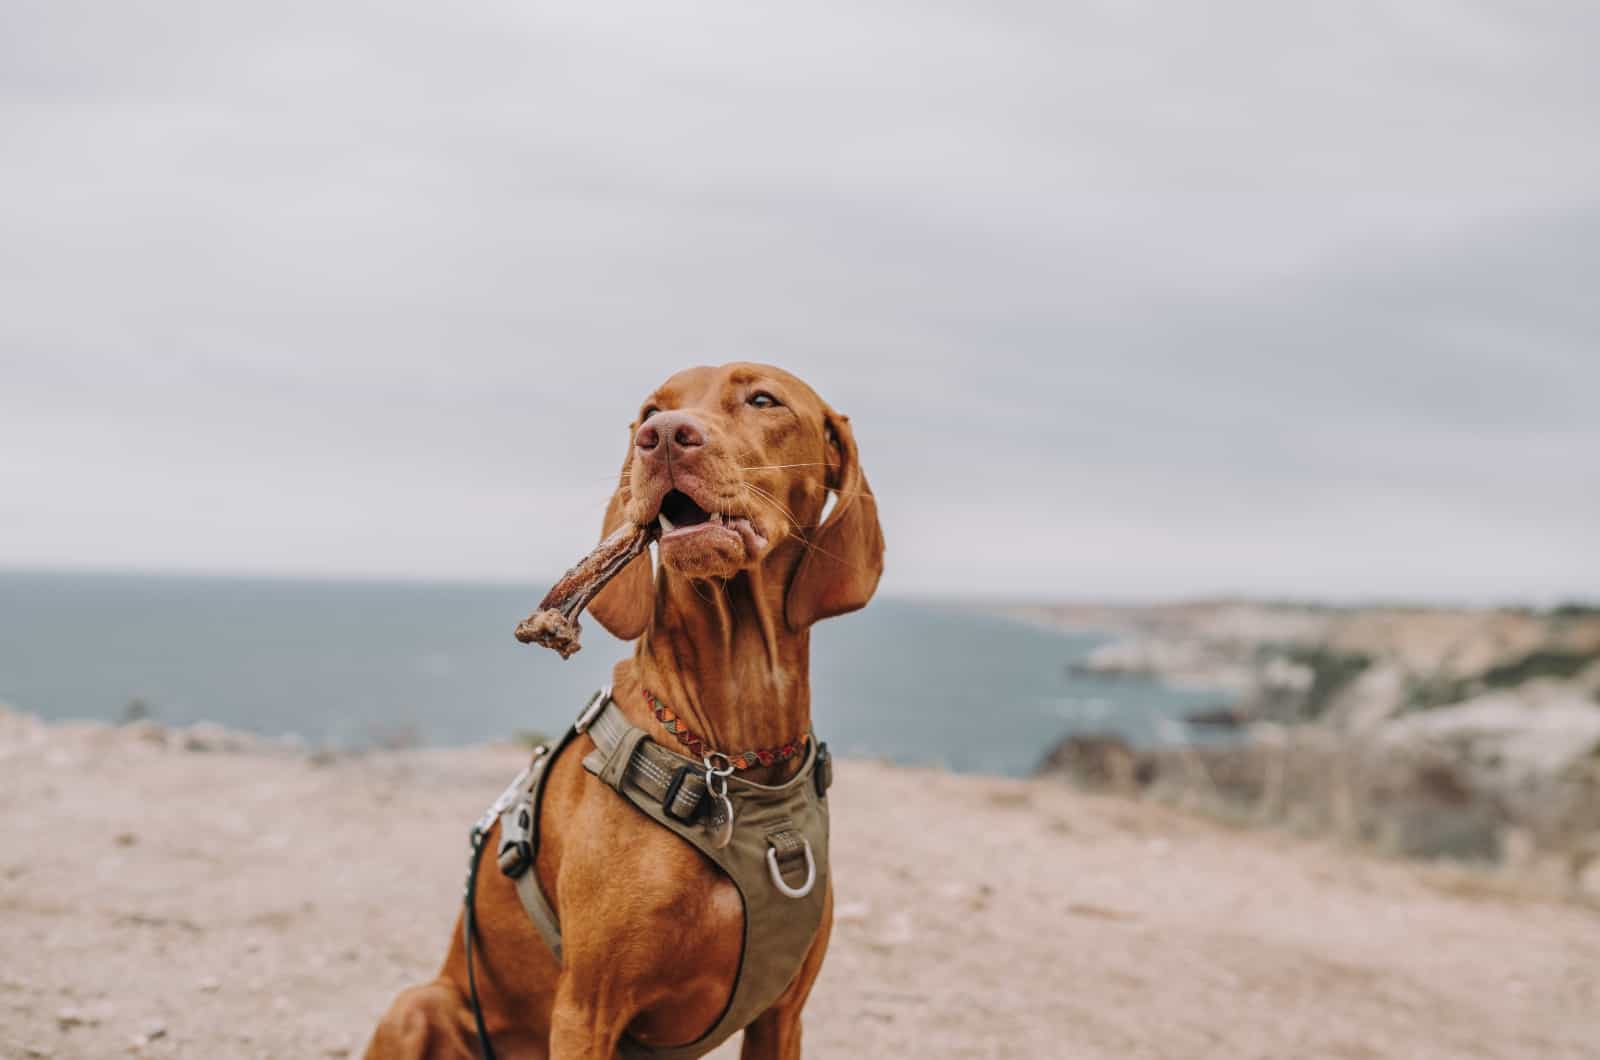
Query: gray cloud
2 1 1596 601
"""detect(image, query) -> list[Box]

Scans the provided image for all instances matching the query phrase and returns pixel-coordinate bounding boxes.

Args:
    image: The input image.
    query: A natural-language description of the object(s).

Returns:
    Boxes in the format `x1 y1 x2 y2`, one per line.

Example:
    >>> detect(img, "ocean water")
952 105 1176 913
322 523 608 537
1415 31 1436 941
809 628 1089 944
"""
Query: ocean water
0 572 1225 777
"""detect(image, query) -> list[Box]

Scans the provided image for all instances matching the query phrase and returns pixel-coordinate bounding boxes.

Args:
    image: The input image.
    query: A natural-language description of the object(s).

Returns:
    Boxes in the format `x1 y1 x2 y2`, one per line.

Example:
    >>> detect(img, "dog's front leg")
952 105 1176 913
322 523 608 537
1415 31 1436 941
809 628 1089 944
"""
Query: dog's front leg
547 974 631 1060
739 1007 804 1060
363 979 478 1060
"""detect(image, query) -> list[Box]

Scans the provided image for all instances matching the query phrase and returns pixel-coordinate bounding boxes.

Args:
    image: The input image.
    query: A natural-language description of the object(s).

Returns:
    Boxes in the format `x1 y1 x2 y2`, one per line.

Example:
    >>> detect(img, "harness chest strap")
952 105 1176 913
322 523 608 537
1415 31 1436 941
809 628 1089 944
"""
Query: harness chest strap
490 691 832 1060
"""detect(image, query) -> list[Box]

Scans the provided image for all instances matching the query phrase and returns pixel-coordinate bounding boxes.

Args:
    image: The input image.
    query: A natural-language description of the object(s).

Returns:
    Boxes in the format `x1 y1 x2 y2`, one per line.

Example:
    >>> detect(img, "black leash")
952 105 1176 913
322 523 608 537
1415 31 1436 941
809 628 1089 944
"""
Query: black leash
463 825 498 1060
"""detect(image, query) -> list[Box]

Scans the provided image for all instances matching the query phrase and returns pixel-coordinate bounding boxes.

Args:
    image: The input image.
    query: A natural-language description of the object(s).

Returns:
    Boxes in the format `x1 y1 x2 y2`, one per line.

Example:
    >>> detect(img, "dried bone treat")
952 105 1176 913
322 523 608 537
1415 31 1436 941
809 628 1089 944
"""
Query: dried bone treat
514 522 655 658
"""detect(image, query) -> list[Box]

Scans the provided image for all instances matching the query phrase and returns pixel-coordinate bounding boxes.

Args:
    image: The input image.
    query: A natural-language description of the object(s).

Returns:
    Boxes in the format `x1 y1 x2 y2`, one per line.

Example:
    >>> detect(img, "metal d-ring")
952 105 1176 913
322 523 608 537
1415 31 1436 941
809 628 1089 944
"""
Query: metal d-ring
766 839 816 899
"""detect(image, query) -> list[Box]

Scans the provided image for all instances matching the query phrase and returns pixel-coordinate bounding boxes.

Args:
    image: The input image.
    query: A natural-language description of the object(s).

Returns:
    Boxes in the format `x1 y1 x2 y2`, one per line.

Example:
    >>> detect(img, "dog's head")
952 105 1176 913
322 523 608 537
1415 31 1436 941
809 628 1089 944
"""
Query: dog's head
587 362 884 637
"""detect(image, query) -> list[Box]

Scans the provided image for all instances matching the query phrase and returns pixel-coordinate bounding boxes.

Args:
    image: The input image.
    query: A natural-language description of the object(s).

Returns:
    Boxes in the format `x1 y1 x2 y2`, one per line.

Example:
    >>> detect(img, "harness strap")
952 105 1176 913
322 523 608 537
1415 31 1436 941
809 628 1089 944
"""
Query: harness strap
765 826 808 873
506 825 565 960
582 702 712 821
495 730 577 960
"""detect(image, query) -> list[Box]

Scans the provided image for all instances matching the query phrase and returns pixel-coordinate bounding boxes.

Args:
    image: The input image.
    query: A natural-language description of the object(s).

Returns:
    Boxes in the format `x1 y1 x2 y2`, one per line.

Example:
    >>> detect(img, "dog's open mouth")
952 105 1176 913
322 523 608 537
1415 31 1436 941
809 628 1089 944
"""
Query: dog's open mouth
652 489 769 555
656 489 718 534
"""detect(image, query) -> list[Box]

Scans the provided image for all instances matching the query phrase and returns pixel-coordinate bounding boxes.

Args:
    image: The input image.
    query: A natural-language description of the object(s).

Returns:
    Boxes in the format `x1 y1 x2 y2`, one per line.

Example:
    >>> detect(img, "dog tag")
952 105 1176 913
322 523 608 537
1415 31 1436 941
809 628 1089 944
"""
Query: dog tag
702 754 736 849
707 792 735 849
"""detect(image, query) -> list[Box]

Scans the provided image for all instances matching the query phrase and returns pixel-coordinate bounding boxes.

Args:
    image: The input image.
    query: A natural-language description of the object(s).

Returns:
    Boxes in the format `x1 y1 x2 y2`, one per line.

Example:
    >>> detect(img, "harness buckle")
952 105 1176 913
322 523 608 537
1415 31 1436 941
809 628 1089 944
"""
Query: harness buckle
497 802 534 878
661 764 704 823
574 686 610 733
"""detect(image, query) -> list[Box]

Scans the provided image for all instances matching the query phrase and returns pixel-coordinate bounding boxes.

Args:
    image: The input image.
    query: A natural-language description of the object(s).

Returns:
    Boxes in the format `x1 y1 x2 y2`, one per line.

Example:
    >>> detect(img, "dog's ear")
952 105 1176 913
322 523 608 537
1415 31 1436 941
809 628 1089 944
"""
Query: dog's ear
587 453 656 640
785 409 885 630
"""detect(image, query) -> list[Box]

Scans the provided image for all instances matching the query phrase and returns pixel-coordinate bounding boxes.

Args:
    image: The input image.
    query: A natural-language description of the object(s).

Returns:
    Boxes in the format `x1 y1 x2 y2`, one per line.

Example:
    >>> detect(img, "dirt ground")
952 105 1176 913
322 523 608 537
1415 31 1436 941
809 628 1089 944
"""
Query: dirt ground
2 710 1597 1059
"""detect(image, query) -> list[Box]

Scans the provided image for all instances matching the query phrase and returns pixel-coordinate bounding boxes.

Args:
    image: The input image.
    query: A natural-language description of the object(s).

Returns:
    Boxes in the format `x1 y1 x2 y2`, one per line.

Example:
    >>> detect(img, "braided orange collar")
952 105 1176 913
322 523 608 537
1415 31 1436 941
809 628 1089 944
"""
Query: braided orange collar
642 689 808 770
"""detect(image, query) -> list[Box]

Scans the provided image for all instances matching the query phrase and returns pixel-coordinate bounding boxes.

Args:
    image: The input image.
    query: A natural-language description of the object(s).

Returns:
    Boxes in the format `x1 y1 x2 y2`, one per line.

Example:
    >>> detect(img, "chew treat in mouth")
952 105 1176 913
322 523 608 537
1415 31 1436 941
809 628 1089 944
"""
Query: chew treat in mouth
514 521 657 658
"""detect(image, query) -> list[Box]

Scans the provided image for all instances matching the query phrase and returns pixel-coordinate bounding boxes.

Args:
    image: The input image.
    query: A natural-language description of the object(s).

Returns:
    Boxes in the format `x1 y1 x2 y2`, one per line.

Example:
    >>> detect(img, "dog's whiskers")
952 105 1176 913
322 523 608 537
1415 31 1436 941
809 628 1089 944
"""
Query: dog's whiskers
740 481 803 532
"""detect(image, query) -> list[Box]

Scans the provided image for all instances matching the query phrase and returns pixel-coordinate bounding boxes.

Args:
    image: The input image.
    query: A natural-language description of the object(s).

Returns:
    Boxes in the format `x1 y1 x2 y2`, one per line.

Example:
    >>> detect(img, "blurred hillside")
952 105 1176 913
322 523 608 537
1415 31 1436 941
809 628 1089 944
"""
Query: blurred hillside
1018 601 1600 886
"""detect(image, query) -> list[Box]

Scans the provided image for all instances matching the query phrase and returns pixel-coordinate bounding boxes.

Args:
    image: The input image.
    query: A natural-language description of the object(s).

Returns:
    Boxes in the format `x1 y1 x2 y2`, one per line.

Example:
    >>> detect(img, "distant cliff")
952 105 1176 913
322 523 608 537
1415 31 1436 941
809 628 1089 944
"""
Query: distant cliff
1016 600 1600 881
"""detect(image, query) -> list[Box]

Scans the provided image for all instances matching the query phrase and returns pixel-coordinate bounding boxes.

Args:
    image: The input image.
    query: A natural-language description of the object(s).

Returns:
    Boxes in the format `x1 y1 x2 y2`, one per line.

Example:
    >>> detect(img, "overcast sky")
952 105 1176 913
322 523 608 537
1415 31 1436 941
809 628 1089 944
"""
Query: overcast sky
2 1 1596 602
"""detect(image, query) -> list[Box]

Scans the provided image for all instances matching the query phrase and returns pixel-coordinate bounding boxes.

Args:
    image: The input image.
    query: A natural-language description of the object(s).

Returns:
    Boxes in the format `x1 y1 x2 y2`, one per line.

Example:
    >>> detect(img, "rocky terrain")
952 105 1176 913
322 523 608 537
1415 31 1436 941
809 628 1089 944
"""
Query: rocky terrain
4 708 1598 1059
1016 601 1600 876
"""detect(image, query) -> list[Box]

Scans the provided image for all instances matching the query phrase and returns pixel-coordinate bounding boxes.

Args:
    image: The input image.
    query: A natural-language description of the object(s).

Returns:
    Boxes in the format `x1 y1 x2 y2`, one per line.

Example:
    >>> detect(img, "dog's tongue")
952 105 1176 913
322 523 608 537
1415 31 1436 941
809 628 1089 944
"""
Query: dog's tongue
728 516 768 555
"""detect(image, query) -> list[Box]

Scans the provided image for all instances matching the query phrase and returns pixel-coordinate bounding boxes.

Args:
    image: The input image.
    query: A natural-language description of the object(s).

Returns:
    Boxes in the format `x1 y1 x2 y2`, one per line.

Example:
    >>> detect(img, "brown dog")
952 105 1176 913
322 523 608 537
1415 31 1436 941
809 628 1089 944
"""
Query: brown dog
366 363 884 1059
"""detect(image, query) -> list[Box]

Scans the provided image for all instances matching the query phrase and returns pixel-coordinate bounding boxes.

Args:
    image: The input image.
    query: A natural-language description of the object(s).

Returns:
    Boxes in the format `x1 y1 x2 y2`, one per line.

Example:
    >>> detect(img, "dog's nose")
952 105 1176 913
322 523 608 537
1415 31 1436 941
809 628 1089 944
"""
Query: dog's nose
635 411 706 456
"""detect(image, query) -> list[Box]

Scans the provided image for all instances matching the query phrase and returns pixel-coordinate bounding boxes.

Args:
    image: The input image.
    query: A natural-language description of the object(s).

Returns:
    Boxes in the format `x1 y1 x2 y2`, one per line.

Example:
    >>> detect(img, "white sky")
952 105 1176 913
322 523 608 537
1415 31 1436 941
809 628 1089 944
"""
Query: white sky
2 1 1597 602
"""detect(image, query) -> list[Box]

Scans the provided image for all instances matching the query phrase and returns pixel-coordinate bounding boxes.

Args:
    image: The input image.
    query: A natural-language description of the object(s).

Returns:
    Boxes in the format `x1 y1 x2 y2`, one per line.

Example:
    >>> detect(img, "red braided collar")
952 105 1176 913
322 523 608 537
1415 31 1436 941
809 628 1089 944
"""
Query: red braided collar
643 689 808 770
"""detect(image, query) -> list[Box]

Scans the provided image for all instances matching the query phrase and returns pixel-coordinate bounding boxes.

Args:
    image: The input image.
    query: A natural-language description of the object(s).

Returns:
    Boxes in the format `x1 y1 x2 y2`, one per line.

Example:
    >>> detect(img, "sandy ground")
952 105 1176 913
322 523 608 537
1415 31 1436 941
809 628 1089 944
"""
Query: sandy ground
2 711 1597 1060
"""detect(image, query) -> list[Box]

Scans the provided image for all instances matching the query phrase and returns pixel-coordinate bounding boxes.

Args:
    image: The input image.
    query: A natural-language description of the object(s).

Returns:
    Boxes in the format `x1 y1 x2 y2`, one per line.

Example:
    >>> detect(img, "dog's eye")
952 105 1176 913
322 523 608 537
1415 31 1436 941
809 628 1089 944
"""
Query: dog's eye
640 405 660 421
748 392 780 409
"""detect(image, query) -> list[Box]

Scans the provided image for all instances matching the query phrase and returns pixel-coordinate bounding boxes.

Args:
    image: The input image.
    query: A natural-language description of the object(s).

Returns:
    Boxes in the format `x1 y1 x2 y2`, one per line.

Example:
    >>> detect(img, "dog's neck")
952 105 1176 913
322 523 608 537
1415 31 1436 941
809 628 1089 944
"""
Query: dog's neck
632 565 811 784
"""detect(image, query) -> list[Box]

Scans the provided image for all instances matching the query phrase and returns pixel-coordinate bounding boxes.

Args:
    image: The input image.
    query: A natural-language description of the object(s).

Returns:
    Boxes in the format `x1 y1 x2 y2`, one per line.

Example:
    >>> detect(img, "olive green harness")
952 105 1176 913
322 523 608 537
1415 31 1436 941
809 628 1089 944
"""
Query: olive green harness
464 688 832 1059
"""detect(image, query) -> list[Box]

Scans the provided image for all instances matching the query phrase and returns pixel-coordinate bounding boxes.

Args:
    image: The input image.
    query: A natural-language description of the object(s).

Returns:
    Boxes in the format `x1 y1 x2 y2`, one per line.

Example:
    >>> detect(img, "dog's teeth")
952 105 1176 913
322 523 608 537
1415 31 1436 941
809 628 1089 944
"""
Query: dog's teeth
659 513 676 533
711 512 724 524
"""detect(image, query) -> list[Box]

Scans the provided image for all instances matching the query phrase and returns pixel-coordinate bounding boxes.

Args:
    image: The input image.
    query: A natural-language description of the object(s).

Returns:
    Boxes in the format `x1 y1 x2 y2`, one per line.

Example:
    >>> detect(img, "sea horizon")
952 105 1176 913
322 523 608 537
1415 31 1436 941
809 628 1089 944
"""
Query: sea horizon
0 569 1230 777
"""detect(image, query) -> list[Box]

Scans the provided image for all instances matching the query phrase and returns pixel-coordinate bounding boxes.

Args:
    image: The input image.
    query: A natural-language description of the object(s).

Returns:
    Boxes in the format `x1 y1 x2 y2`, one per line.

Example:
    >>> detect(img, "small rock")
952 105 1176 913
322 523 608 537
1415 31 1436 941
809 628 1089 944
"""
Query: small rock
141 1019 166 1041
124 720 168 746
834 900 871 923
56 1006 88 1030
182 721 231 752
114 832 138 847
23 1044 54 1058
971 882 995 910
876 910 914 946
1578 856 1600 898
196 976 220 993
1499 826 1536 870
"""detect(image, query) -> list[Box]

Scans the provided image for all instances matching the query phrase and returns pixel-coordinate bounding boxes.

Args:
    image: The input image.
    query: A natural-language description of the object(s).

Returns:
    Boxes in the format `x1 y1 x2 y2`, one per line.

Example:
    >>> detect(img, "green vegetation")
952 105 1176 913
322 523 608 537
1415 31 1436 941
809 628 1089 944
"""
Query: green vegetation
1285 647 1373 719
1405 646 1600 712
1479 648 1599 687
514 729 551 749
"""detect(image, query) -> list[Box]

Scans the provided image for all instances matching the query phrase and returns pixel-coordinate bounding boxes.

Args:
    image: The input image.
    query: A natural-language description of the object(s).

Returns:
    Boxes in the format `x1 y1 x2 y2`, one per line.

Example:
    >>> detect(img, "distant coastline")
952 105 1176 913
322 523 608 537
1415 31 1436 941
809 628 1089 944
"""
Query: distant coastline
0 572 1216 777
997 598 1600 875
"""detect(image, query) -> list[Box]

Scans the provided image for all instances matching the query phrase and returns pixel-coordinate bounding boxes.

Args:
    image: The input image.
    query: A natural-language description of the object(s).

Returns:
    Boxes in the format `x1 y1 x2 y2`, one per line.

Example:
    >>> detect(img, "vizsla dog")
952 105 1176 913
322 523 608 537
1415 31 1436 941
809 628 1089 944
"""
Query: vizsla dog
367 363 884 1059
